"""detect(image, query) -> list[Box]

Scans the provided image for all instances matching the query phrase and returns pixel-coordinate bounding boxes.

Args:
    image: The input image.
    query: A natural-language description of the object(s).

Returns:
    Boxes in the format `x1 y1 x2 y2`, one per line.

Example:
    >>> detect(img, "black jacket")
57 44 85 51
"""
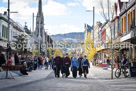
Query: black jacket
14 54 19 65
0 54 6 66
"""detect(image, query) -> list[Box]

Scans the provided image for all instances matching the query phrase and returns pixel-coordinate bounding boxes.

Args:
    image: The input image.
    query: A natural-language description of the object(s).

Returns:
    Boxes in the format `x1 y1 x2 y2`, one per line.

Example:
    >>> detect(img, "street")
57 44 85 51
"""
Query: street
0 66 136 91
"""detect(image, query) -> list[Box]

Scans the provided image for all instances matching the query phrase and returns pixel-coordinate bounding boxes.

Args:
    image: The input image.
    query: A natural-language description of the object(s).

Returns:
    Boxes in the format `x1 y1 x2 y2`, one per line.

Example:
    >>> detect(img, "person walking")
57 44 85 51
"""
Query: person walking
63 53 71 78
44 56 49 69
52 57 57 77
61 54 65 77
78 54 83 77
107 57 110 67
34 56 37 70
71 54 79 78
54 54 62 78
40 57 43 69
49 57 52 69
37 56 41 69
82 55 90 78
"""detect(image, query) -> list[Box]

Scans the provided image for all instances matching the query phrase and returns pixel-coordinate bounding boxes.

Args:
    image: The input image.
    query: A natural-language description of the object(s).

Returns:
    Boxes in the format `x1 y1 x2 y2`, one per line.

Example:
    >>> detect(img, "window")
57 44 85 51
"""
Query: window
2 25 8 39
121 18 123 33
127 13 130 31
133 9 135 26
124 16 126 33
130 11 132 26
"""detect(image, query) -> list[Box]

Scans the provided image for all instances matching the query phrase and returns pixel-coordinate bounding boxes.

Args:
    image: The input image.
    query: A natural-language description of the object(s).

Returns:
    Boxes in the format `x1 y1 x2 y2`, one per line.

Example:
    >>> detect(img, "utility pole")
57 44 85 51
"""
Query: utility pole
6 0 10 78
93 7 95 44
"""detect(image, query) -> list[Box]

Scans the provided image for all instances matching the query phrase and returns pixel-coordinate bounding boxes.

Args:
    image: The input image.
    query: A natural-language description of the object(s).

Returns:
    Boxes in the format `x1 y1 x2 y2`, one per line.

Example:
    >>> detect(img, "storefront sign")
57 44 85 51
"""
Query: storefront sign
120 31 134 42
101 50 107 53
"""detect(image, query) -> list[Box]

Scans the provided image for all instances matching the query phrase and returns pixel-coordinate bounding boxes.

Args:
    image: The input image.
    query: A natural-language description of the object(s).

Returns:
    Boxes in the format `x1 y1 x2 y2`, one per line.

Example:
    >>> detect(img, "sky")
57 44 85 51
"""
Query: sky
0 0 128 35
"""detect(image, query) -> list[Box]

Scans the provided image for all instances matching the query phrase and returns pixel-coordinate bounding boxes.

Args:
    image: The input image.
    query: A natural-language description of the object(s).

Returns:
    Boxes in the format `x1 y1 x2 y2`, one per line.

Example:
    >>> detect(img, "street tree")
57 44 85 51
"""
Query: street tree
47 47 53 58
85 32 95 62
14 34 28 55
54 48 62 57
99 0 116 79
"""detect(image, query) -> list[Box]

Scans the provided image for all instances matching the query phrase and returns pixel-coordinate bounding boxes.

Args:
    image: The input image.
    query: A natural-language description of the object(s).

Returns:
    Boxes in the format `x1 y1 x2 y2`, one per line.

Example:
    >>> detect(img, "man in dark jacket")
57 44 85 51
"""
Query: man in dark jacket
78 54 83 77
14 53 19 65
63 53 71 78
54 54 62 78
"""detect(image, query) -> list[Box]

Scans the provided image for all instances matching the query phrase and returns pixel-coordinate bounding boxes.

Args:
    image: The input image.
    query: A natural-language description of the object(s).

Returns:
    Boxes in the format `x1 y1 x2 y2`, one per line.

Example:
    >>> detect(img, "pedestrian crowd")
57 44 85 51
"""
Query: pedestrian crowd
0 51 90 78
0 52 52 75
52 53 90 78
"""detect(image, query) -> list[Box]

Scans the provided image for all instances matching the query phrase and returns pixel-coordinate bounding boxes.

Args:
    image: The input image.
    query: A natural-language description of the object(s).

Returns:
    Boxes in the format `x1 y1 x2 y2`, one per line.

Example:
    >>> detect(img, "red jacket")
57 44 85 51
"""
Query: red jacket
63 57 71 67
40 57 43 65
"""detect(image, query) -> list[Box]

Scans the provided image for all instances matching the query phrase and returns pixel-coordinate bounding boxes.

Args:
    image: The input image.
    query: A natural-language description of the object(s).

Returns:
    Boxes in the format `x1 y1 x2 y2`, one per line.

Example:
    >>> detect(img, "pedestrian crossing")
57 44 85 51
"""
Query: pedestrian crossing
101 78 136 91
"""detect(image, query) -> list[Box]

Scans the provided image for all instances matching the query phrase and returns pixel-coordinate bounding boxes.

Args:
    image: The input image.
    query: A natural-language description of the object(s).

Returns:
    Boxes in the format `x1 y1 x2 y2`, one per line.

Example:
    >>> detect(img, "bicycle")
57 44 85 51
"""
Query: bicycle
115 63 129 78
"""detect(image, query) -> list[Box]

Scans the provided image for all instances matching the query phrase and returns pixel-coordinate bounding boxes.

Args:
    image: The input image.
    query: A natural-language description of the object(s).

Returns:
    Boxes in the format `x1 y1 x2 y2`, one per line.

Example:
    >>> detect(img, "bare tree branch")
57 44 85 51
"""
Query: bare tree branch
107 0 110 20
99 0 108 21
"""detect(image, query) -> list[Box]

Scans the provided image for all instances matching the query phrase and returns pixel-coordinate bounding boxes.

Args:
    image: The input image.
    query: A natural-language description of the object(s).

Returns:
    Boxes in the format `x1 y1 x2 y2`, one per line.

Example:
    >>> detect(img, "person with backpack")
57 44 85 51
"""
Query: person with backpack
78 54 83 77
71 54 79 78
82 55 90 78
63 53 71 78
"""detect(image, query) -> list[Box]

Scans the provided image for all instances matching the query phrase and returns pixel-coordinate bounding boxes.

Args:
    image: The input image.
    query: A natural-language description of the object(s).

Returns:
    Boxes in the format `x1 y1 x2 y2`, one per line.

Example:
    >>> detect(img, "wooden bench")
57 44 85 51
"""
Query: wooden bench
1 65 22 71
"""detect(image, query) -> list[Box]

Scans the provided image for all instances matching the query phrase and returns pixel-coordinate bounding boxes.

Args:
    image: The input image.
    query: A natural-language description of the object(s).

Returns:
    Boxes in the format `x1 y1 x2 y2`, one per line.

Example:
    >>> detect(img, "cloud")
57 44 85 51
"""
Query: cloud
0 7 7 14
76 0 118 14
0 0 71 31
2 0 46 3
45 24 83 35
67 2 80 7
43 0 71 16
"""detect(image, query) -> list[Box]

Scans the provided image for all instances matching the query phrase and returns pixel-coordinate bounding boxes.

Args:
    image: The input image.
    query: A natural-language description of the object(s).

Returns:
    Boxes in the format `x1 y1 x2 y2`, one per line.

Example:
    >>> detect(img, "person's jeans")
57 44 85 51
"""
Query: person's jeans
37 64 41 69
56 65 61 77
20 70 28 75
72 66 77 78
65 64 70 77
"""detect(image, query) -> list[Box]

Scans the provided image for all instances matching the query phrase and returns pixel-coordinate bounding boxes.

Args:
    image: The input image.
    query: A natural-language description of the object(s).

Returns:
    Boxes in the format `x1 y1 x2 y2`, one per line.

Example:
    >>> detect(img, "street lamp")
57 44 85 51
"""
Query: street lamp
86 7 95 43
2 0 18 79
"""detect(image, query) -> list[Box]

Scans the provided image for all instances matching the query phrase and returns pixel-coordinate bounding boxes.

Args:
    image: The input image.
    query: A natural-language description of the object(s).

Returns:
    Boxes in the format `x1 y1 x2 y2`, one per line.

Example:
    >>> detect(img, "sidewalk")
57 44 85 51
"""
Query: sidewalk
88 65 136 79
88 65 112 79
0 69 53 89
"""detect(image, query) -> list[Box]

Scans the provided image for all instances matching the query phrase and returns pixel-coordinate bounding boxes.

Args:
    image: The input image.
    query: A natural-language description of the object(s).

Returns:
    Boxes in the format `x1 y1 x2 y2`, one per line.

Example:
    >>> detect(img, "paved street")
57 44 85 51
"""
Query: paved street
0 66 136 91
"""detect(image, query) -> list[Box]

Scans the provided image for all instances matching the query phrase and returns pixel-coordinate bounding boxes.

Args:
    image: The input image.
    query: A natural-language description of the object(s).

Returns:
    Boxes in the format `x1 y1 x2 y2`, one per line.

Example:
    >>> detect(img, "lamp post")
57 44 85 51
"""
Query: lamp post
86 6 95 43
3 0 18 79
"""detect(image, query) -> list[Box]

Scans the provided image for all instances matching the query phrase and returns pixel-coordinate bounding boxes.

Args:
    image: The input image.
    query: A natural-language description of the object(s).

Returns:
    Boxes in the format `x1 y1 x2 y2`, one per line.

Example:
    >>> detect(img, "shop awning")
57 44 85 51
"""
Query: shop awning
96 47 101 52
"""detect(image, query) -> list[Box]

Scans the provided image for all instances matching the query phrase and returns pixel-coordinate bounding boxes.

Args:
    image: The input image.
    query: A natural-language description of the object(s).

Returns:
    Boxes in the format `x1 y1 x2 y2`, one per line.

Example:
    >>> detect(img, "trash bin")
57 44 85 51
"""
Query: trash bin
130 62 136 77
